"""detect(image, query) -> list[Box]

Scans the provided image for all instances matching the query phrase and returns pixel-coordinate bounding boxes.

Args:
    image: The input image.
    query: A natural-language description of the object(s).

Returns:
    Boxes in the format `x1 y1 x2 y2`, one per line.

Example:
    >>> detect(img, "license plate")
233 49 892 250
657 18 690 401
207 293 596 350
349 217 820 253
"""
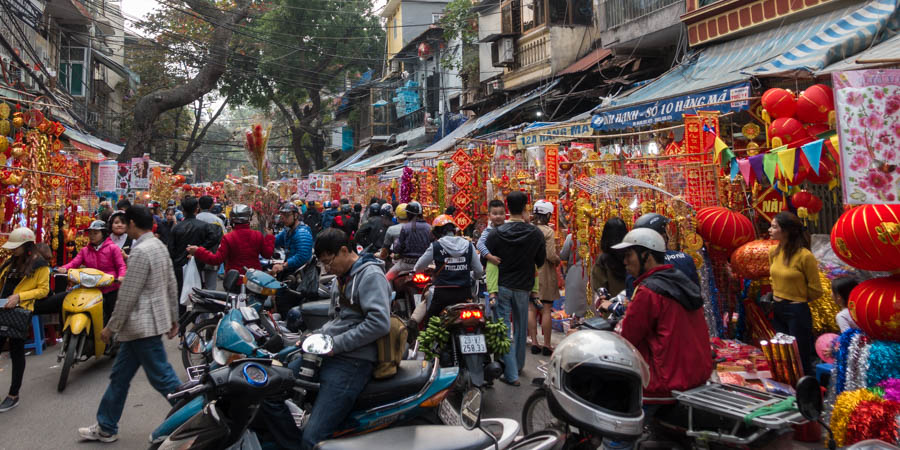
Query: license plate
186 364 207 381
459 334 487 354
414 293 422 305
438 398 461 426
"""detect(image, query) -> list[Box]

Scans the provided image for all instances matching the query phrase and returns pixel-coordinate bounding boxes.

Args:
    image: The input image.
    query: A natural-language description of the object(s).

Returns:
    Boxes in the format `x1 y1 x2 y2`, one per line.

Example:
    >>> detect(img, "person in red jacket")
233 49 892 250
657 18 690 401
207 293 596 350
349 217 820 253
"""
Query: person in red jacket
186 204 274 279
612 228 712 405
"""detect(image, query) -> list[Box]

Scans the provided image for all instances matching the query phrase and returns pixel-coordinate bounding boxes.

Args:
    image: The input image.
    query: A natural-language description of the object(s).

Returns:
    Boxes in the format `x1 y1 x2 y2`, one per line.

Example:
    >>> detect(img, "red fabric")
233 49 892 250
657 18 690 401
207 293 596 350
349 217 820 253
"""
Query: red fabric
193 223 275 276
60 238 127 293
620 265 712 403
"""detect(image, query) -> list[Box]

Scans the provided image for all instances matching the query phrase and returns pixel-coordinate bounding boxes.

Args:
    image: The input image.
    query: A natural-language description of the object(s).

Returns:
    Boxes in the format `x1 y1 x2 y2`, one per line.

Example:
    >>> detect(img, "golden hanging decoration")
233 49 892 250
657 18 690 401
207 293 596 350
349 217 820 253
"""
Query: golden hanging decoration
808 270 840 334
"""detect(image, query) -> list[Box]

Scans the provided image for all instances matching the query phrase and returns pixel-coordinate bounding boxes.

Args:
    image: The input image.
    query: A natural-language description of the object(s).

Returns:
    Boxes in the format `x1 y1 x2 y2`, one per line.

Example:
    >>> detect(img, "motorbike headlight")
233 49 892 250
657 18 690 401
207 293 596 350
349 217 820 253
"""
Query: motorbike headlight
79 272 102 288
231 320 255 344
212 345 241 366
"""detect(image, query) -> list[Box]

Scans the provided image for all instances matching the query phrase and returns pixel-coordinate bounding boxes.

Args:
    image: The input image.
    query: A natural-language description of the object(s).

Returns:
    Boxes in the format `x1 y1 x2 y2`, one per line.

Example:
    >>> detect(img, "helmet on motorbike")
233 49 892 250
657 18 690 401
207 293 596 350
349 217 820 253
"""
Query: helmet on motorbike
633 213 670 238
286 306 304 333
147 200 161 209
280 203 300 215
231 204 253 224
546 330 650 439
380 203 393 217
368 203 381 217
611 228 666 253
533 200 554 215
395 203 408 220
323 201 331 208
405 201 422 217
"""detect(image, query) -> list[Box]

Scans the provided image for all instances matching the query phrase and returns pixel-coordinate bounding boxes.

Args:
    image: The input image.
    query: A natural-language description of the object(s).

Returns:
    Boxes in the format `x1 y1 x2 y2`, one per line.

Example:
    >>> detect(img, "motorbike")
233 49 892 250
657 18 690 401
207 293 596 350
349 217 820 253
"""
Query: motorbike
57 268 116 392
391 268 432 319
152 333 460 448
434 302 502 389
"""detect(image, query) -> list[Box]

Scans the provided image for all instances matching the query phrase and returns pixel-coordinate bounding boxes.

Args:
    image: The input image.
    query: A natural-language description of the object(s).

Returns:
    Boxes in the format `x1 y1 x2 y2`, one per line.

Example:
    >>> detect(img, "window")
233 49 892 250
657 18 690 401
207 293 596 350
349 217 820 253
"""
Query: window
549 0 592 26
59 46 87 96
501 0 521 34
432 13 444 24
521 0 545 32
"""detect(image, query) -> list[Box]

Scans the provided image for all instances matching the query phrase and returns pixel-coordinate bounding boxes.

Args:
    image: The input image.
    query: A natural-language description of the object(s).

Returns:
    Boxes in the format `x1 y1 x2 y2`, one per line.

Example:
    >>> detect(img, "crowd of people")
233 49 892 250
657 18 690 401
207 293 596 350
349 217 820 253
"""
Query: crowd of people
0 189 864 449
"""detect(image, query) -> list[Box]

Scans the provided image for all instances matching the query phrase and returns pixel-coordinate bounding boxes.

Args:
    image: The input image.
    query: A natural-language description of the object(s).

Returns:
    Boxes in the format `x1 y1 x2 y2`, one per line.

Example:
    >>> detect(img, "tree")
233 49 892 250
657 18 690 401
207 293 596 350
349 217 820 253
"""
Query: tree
440 0 480 88
118 0 252 162
221 0 384 175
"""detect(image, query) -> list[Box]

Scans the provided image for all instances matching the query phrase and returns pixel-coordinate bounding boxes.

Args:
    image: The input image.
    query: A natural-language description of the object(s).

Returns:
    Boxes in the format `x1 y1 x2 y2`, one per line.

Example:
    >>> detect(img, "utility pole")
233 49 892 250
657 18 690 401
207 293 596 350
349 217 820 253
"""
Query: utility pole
433 38 445 139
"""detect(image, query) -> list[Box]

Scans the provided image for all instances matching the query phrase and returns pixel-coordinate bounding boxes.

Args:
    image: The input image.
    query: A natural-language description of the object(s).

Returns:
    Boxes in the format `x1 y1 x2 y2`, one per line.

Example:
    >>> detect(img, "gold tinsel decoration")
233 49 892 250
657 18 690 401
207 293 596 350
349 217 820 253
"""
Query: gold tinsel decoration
808 270 840 334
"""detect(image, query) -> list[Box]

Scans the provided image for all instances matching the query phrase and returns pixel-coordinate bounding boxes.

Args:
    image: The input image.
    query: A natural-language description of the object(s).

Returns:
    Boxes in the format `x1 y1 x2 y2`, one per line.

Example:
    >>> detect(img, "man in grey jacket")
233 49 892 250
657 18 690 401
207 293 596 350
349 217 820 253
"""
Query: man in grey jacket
78 206 182 443
302 227 391 449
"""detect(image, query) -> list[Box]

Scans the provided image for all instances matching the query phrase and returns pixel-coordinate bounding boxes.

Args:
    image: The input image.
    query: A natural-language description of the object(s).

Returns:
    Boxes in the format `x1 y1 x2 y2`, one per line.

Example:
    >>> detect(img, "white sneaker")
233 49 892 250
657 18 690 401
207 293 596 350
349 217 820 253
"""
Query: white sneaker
78 423 118 443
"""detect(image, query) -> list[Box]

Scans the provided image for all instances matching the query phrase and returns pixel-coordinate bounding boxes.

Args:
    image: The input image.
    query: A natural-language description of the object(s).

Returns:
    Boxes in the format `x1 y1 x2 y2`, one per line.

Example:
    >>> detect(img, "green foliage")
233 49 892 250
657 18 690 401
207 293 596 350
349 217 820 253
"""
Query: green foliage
439 0 478 77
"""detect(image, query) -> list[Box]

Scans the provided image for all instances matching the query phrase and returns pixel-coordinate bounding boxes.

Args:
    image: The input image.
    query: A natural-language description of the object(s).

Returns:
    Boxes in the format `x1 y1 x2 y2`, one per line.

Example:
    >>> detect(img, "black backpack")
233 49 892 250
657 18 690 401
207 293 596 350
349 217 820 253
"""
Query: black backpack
356 220 386 253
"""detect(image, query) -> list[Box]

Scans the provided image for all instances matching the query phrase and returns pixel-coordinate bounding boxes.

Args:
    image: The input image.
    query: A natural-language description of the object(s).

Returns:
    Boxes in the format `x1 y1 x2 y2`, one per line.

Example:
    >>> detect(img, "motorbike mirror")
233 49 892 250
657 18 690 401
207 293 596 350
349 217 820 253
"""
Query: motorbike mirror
796 376 824 422
460 388 483 431
184 331 206 354
301 333 334 355
223 270 241 294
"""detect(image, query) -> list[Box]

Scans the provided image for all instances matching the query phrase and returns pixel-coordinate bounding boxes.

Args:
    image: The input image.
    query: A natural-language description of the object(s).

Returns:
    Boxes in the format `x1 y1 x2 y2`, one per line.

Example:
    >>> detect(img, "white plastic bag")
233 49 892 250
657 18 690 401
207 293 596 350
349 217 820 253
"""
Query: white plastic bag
180 258 202 306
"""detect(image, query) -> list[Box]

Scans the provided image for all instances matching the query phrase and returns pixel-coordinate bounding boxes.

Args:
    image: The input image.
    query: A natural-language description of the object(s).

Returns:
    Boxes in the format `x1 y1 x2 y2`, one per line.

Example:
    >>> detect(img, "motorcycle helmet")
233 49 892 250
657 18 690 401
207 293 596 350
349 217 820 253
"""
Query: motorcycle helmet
380 203 393 217
432 214 454 228
323 201 331 208
368 203 381 217
405 201 422 217
395 203 408 220
231 204 253 224
633 213 670 238
87 220 108 231
280 203 300 215
533 200 554 215
546 330 650 439
147 200 161 209
286 306 304 332
611 228 666 253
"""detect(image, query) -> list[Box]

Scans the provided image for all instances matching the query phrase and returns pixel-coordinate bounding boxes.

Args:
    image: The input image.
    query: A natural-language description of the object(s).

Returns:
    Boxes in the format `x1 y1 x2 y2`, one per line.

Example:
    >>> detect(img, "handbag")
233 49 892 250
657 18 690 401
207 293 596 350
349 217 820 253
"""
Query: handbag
0 306 33 339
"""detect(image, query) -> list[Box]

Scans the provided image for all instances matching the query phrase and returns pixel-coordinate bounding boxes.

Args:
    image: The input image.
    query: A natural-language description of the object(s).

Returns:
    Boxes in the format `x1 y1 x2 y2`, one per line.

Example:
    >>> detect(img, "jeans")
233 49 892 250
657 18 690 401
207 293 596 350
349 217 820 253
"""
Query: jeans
202 268 218 290
96 336 182 434
0 337 25 396
302 355 374 449
497 286 529 382
771 301 814 375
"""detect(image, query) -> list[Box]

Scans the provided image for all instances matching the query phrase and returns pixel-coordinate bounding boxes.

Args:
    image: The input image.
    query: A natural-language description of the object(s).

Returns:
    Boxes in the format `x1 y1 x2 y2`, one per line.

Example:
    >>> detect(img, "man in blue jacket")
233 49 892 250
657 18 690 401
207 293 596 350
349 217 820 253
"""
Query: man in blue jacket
272 202 313 317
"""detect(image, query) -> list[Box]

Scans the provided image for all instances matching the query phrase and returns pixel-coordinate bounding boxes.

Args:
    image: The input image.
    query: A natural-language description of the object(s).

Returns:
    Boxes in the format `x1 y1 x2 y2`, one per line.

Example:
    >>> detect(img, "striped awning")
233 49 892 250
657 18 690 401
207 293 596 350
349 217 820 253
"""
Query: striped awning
600 0 898 111
818 32 900 73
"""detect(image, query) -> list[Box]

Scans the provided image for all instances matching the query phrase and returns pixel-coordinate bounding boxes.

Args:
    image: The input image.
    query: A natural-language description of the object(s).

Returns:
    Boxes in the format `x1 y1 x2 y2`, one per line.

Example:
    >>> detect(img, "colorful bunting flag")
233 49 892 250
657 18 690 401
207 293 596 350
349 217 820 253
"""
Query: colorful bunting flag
801 139 824 175
738 158 753 186
776 147 796 182
730 158 739 181
763 152 778 185
713 137 729 163
749 154 766 183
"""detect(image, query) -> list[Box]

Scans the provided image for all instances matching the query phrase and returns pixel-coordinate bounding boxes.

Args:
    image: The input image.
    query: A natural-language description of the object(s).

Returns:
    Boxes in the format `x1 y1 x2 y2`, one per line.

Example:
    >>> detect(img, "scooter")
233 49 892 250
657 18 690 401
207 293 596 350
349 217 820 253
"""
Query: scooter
57 268 116 392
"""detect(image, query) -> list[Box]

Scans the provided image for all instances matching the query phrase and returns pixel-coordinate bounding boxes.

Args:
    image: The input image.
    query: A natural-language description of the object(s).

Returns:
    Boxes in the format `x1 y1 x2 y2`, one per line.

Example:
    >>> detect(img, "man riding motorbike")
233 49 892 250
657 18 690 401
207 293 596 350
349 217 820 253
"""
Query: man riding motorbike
611 228 711 406
272 202 314 317
186 204 275 278
386 201 431 284
355 203 387 254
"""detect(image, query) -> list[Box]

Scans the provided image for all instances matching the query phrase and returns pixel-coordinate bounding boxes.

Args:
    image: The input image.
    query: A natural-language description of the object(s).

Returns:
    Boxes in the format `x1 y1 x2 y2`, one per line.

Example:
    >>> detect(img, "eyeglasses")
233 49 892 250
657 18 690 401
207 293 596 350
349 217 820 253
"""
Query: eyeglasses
318 255 335 268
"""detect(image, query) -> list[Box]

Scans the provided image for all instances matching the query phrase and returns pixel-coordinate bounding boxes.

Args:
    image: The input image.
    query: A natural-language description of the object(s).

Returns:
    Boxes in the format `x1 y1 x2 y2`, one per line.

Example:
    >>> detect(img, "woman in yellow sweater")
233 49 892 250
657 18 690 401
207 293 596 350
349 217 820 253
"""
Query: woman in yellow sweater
0 228 50 413
768 211 822 375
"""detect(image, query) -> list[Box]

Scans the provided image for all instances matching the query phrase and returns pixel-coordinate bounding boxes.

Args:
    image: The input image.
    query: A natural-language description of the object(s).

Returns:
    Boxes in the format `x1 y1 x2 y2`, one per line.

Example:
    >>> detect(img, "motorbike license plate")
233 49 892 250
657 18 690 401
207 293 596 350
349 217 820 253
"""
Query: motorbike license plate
186 364 208 381
459 335 487 354
414 293 422 305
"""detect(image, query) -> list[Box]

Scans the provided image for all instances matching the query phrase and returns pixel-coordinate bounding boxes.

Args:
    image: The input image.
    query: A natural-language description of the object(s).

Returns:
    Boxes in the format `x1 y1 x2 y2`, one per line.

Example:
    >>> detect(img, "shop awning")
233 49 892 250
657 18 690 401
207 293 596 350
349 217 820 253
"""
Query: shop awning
593 0 898 123
559 48 613 75
63 128 124 155
418 79 560 156
818 32 900 74
343 146 407 172
326 146 369 172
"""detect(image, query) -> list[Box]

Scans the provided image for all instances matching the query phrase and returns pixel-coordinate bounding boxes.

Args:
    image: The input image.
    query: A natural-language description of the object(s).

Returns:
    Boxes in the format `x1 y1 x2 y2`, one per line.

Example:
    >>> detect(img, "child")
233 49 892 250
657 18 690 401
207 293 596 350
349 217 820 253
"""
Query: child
832 276 860 332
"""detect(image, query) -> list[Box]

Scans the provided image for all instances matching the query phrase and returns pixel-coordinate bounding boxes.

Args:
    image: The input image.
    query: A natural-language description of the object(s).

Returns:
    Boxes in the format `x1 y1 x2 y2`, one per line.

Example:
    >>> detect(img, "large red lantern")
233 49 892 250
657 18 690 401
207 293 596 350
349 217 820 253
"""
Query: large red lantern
730 239 778 279
791 190 822 214
769 117 809 145
761 88 797 119
697 207 755 257
804 157 836 185
848 275 900 342
830 204 900 271
804 123 831 139
796 84 834 124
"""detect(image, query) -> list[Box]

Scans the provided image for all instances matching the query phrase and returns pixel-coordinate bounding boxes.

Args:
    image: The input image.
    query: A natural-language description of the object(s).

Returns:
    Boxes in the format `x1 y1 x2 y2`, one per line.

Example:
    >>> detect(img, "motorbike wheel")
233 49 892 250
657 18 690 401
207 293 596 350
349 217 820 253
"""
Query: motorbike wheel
181 319 218 370
522 388 560 435
58 332 83 392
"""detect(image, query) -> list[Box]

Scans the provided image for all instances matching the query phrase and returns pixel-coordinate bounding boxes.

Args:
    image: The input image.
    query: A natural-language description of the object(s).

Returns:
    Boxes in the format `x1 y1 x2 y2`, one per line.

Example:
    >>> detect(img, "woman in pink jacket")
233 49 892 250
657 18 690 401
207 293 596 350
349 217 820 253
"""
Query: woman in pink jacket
50 220 127 324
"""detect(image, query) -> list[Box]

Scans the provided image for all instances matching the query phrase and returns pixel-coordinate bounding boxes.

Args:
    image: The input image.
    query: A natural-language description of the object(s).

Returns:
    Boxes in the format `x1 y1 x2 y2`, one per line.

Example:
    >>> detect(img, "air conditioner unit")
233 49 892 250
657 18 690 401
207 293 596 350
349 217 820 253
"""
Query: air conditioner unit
499 37 515 65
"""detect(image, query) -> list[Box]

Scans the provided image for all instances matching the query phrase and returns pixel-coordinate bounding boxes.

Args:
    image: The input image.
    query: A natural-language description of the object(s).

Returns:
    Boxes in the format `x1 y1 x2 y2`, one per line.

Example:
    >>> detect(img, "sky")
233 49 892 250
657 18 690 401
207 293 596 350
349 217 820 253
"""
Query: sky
120 0 161 33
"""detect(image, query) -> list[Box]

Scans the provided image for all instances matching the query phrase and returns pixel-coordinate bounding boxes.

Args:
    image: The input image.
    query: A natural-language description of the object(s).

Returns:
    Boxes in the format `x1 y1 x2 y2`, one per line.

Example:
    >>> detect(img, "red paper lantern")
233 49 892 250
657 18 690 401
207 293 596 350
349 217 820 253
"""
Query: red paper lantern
805 123 831 138
804 157 836 185
791 190 822 214
796 84 834 124
730 239 778 279
848 275 900 341
830 204 900 271
762 88 797 119
769 117 809 145
697 207 755 257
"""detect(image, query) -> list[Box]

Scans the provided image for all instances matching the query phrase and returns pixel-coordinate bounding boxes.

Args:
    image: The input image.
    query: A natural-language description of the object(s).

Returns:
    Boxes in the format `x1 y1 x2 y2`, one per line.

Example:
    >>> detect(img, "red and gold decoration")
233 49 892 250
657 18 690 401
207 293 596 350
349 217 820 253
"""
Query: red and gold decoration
696 206 754 258
790 190 823 222
761 88 797 120
795 84 834 125
730 239 777 280
830 204 900 272
848 275 900 342
243 124 271 184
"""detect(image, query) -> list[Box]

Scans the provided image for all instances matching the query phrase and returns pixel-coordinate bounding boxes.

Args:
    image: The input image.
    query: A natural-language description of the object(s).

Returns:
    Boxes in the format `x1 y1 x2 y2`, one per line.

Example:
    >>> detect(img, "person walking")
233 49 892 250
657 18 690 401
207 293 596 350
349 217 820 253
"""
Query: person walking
559 232 589 319
0 228 50 412
156 207 177 246
195 196 225 290
529 200 559 356
187 204 275 277
485 192 546 386
591 218 628 313
77 206 182 443
169 196 219 315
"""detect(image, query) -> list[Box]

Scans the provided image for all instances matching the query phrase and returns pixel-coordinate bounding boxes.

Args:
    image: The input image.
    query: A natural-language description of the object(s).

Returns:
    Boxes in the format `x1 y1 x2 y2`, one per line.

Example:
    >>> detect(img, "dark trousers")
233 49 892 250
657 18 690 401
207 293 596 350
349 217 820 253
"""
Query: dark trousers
425 286 473 322
772 301 815 375
175 266 186 318
0 336 24 396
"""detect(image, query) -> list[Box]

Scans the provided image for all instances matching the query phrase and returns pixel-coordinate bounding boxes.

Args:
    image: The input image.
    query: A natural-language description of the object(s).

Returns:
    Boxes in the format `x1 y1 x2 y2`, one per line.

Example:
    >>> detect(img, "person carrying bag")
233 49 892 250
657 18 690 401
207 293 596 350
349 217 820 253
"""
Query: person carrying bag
0 227 50 413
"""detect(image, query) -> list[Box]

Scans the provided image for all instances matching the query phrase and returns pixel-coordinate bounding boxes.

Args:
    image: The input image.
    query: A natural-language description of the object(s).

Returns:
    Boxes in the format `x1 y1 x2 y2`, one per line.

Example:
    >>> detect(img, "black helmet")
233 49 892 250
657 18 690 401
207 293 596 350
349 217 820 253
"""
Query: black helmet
406 201 422 216
231 204 253 224
368 203 381 217
286 306 304 332
280 203 300 215
633 213 670 237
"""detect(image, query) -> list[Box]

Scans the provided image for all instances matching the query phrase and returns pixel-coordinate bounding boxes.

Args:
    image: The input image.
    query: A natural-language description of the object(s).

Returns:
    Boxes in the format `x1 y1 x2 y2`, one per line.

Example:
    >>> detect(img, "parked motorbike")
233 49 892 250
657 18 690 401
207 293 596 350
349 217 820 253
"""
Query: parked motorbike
57 268 116 392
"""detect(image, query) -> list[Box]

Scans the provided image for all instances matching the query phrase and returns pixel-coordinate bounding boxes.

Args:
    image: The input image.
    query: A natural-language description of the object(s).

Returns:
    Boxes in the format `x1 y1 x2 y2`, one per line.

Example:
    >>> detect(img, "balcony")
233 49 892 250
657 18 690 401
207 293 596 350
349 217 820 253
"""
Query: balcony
512 33 549 70
395 107 426 135
603 0 681 29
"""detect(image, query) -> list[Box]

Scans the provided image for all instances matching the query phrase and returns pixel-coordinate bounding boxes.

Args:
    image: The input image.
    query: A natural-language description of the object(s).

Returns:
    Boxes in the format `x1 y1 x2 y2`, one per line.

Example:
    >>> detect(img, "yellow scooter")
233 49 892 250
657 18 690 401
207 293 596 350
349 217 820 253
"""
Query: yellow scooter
57 267 115 392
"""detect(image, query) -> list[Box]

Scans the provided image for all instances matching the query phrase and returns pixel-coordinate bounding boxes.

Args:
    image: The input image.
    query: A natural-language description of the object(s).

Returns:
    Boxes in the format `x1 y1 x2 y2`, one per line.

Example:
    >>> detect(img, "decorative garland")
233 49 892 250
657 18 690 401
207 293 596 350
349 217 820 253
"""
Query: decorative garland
866 341 900 388
400 167 414 203
436 161 446 211
834 328 864 395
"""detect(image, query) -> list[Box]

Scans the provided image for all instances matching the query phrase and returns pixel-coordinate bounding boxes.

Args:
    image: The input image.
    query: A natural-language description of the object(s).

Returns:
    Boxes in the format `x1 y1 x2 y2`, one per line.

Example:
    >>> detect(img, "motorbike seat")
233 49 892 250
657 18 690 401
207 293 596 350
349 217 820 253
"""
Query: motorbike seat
300 300 331 316
315 425 492 450
353 360 434 410
192 288 227 301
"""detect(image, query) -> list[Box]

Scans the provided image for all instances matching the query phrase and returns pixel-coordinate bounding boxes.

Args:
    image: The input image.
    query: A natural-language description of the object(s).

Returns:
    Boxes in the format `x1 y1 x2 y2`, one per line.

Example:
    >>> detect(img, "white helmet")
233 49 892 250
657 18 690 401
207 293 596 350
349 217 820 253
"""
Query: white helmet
533 200 554 215
2 227 36 249
611 228 666 253
545 330 649 439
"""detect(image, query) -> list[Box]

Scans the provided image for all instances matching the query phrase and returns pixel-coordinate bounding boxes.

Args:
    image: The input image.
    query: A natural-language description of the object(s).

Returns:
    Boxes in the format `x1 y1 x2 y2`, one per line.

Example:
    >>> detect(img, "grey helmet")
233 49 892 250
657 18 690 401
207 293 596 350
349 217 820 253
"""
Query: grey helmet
231 204 253 224
87 220 108 231
405 201 422 216
545 330 649 439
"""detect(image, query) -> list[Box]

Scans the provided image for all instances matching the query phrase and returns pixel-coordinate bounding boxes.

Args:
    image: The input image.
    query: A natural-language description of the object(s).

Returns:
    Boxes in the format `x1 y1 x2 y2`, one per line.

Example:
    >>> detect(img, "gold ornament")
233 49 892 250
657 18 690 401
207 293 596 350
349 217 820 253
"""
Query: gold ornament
0 103 9 119
10 143 25 159
11 112 23 129
682 232 703 252
0 120 10 136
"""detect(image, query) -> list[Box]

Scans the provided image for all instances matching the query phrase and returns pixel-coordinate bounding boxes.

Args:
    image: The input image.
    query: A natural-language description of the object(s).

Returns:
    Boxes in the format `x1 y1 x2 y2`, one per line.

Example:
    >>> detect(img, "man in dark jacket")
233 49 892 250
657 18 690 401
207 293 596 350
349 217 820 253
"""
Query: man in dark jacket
321 200 340 229
355 203 387 253
387 201 432 284
169 196 220 315
612 228 712 405
485 191 546 385
304 201 323 238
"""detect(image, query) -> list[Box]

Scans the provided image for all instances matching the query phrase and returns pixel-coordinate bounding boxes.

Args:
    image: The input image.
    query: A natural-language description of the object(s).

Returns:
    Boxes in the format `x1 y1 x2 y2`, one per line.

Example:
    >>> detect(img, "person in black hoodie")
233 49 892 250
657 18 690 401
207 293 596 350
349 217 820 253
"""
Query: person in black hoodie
485 191 546 386
169 196 220 316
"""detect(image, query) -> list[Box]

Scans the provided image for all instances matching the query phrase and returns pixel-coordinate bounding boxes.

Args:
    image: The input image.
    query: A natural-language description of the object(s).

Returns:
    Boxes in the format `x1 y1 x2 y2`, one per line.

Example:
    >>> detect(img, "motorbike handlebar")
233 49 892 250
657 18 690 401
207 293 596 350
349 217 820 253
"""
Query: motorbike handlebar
167 382 209 401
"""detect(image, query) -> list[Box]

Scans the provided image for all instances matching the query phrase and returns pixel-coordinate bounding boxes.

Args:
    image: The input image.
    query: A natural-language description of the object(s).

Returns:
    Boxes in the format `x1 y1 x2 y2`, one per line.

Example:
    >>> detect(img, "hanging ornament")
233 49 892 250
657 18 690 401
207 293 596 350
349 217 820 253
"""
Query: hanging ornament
795 84 834 124
730 239 777 280
761 88 797 119
768 117 808 145
696 206 755 258
830 204 900 272
849 275 900 341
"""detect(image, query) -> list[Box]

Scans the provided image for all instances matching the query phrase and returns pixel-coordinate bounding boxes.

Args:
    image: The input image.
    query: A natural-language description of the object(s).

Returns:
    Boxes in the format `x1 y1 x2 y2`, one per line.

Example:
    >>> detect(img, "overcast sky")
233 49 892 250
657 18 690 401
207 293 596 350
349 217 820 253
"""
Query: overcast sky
120 0 161 33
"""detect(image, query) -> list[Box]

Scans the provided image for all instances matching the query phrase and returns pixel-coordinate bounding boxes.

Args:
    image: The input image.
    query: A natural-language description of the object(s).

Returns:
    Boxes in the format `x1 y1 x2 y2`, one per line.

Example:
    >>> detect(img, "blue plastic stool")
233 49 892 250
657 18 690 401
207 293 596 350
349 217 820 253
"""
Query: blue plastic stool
24 315 43 355
815 363 833 387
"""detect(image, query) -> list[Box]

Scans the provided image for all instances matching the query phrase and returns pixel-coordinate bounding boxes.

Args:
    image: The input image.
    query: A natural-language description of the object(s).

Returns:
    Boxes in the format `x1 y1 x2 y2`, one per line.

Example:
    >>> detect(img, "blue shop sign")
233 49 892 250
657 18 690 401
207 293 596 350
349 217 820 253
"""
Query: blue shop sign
590 82 751 131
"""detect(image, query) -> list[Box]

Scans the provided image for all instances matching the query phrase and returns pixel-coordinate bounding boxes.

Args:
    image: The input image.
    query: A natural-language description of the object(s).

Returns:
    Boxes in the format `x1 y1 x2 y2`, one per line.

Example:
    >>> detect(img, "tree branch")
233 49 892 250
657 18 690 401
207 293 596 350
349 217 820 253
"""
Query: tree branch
172 96 231 173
